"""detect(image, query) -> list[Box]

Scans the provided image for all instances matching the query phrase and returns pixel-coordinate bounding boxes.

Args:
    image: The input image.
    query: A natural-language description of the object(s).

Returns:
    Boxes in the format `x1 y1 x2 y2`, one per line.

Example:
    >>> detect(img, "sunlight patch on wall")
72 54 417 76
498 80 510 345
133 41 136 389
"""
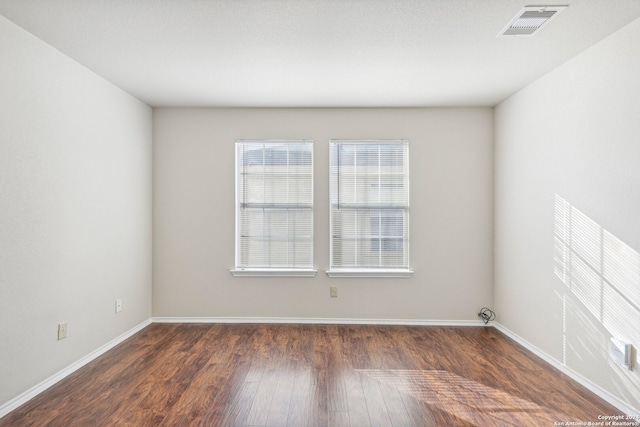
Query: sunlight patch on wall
554 195 640 368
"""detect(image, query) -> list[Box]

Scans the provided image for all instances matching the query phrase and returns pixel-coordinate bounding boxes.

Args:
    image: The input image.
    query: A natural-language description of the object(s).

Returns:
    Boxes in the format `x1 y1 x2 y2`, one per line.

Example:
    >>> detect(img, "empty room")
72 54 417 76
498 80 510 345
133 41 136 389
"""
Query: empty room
1 0 639 425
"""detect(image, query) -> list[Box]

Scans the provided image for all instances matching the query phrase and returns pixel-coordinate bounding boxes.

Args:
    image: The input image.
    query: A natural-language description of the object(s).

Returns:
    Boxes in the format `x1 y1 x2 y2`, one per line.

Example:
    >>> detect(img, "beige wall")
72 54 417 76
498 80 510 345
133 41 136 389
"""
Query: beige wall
0 16 152 407
153 107 493 321
495 17 640 411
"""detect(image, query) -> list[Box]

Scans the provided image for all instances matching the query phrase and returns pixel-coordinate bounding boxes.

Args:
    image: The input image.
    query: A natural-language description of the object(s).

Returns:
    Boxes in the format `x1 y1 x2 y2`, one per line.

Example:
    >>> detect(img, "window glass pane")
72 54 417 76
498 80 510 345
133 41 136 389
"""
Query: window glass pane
236 141 313 269
330 141 409 270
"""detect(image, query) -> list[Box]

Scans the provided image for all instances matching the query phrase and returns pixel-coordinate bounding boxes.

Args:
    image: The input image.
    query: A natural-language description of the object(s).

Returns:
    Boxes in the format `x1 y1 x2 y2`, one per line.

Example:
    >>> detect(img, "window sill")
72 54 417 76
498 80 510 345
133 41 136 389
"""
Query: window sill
326 269 414 278
231 268 317 277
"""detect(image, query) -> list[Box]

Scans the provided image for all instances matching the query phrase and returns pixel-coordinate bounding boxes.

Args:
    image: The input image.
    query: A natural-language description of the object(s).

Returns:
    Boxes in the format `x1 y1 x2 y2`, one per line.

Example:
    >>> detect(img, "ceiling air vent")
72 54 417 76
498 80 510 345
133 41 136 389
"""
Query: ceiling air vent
499 5 567 37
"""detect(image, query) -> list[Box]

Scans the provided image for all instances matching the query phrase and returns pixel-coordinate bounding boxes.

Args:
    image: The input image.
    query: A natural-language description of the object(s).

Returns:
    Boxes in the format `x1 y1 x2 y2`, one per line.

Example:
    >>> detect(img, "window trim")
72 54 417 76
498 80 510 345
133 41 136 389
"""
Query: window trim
326 268 413 278
232 139 315 277
231 268 317 277
326 139 412 277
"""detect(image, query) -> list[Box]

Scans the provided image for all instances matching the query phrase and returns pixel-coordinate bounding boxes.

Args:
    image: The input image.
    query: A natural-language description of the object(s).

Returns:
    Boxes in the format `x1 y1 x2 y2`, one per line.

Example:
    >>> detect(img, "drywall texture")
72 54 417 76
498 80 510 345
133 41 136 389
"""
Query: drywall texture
0 17 152 407
495 17 640 411
153 107 493 321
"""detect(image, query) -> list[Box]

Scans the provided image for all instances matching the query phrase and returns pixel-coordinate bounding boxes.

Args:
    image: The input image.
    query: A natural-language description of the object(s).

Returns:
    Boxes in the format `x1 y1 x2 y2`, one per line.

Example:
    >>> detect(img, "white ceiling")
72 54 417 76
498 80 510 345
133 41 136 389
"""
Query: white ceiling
1 0 639 107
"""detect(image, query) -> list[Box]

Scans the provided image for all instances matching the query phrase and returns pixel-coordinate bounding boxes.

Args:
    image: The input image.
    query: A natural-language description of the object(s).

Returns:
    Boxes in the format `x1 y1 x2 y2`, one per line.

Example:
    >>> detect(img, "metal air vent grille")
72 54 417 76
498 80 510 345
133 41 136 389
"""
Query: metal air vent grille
499 6 567 37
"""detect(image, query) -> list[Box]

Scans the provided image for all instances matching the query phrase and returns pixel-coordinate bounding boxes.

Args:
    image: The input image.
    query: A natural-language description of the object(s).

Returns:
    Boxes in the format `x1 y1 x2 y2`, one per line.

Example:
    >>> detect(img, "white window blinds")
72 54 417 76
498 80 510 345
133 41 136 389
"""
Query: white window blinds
329 140 410 274
235 141 314 274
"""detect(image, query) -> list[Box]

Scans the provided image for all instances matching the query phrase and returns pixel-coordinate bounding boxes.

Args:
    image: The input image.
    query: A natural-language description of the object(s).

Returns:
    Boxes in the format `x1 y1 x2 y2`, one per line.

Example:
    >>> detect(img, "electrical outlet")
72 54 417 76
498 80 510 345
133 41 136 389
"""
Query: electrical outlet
115 299 122 313
330 286 338 298
57 322 68 340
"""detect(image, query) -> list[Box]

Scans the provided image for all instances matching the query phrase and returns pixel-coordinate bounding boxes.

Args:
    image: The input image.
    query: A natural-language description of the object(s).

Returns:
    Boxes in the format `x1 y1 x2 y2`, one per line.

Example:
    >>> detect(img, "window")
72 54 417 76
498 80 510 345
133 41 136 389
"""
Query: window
328 140 412 277
232 140 315 277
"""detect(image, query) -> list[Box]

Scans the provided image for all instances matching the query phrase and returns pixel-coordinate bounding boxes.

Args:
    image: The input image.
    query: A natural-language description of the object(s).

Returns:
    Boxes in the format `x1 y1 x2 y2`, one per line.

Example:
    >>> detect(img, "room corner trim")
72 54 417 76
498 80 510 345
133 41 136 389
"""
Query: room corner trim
0 318 152 420
494 322 640 416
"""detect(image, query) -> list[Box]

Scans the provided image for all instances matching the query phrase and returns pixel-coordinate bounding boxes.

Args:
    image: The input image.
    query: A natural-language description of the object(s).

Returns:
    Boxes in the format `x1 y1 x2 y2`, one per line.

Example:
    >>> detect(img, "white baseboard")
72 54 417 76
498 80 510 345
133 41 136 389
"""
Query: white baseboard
0 319 152 420
494 322 640 416
151 316 486 327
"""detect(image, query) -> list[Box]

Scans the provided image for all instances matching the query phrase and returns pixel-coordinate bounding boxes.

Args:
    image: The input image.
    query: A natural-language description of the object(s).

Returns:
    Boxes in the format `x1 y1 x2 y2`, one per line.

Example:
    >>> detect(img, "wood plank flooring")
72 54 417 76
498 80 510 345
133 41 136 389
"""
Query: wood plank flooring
0 324 624 426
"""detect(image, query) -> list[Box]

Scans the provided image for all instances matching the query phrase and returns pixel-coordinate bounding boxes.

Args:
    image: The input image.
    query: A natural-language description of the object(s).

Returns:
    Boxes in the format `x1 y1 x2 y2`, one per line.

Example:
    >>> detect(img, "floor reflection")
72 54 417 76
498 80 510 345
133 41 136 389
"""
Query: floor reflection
357 369 566 426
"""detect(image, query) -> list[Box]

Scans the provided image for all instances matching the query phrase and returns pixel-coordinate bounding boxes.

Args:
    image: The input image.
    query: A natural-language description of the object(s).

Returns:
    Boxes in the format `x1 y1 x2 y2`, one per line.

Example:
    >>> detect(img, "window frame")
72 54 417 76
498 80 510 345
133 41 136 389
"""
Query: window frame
231 139 316 277
327 139 413 278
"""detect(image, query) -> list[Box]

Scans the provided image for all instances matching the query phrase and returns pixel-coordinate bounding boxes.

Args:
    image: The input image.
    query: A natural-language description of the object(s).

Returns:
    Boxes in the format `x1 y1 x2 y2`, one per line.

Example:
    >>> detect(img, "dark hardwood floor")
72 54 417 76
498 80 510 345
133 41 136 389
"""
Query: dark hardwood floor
0 324 623 426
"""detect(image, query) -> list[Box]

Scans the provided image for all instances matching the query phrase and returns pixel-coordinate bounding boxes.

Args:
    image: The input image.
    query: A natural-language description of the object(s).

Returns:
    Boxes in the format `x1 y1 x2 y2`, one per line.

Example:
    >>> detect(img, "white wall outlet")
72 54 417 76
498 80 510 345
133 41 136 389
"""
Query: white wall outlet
610 337 632 369
330 286 338 298
57 322 68 340
115 299 122 313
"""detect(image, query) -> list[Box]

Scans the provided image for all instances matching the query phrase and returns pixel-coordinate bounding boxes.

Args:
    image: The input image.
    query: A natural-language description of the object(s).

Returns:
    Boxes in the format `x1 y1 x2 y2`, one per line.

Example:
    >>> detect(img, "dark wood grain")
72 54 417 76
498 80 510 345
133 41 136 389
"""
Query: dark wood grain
0 324 624 426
